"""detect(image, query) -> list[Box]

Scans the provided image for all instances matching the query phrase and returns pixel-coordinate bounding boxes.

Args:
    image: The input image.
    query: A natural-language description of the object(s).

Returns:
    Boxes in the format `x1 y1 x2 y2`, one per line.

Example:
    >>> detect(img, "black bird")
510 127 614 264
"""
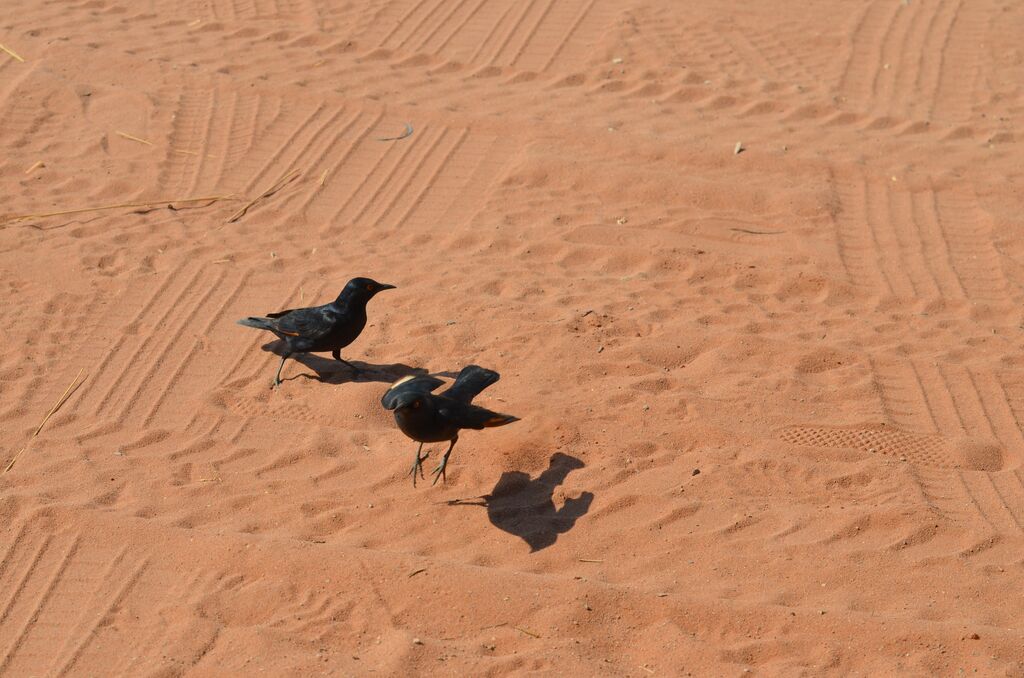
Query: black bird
237 277 395 387
381 365 519 486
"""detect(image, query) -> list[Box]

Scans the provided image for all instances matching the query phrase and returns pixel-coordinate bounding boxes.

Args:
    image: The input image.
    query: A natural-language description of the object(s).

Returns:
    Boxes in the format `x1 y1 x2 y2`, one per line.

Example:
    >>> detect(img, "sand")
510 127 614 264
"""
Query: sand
2 0 1024 674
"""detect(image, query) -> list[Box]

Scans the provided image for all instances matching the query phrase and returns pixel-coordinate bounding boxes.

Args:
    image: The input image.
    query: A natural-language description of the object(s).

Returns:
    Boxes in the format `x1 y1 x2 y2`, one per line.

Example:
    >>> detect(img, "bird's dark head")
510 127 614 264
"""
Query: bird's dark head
391 392 437 428
392 391 429 413
339 277 396 302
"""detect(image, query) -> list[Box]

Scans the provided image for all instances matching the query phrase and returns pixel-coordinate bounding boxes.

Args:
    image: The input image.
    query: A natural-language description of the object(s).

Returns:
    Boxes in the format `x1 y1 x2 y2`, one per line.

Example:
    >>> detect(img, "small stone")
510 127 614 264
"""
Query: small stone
413 638 424 645
692 468 700 476
968 632 980 640
612 57 624 64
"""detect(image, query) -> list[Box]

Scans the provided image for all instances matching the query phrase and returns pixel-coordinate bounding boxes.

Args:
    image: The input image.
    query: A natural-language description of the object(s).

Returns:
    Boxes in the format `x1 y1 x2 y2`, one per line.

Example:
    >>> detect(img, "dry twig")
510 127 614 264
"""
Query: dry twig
226 168 301 223
4 369 86 473
0 43 24 62
1 195 237 228
116 131 153 145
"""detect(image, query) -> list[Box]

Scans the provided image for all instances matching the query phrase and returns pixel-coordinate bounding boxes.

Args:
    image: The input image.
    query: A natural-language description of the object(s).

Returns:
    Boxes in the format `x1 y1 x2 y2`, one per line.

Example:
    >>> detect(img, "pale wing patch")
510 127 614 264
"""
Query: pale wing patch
389 375 416 389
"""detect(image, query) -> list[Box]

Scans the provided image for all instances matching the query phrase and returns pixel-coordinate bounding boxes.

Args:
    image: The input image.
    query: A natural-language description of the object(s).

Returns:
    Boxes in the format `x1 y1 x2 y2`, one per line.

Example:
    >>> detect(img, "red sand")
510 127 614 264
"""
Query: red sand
2 0 1024 674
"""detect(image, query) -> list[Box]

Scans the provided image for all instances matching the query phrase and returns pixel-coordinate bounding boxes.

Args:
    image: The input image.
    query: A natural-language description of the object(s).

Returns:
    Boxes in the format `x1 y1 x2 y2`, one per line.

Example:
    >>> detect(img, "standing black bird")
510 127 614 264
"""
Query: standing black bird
381 365 519 486
237 277 395 387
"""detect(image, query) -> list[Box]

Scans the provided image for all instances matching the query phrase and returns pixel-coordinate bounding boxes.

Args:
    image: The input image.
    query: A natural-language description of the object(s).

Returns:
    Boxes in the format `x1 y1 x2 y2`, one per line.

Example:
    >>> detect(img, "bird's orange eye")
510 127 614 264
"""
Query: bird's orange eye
412 400 420 409
366 283 374 290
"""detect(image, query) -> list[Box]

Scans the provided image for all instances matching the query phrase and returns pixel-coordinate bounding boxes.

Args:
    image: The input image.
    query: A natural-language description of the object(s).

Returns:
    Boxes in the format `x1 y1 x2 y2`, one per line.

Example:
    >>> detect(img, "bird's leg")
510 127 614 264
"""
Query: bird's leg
332 348 359 374
408 442 429 487
272 353 290 388
431 437 458 486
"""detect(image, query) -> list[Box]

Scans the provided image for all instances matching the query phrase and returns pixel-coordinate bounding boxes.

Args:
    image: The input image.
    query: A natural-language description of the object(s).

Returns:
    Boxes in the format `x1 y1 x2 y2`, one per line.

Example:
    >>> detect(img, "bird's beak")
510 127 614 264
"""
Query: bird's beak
378 283 396 291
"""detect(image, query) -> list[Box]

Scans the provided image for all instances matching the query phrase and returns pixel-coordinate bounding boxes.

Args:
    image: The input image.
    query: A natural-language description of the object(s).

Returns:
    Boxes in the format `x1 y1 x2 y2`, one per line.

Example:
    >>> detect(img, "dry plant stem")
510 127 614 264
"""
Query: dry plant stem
116 131 153 145
227 168 301 223
0 43 24 62
479 622 508 631
0 195 237 227
731 227 785 235
4 369 86 473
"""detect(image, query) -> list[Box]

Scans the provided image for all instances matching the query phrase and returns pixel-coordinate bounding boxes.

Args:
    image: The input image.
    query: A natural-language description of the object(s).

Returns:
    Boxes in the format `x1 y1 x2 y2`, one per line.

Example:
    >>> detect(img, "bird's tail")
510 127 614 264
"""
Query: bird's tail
236 316 275 331
444 365 500 403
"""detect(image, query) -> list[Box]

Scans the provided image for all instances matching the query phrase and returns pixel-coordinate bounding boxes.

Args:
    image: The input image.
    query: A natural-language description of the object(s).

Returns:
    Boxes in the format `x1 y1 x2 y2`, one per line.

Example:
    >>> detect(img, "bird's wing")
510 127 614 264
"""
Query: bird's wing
441 365 500 403
380 375 445 409
267 305 337 339
438 399 518 430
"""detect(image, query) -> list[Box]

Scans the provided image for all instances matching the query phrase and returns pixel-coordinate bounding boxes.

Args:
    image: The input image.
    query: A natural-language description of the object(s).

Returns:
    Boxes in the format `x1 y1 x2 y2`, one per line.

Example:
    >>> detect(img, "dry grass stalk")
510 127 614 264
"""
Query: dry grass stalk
4 369 86 473
24 160 43 174
1 195 237 227
226 168 301 223
171 149 218 158
116 131 153 145
0 43 24 62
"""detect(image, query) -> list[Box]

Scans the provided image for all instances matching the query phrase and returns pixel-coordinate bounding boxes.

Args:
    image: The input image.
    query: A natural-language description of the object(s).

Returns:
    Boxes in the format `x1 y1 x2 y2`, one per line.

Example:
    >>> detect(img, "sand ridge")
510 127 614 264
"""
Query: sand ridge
2 0 1024 674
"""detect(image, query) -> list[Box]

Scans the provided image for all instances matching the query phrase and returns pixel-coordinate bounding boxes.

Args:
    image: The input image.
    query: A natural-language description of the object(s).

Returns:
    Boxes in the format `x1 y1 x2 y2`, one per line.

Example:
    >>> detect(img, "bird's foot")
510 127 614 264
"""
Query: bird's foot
431 457 449 486
409 451 430 487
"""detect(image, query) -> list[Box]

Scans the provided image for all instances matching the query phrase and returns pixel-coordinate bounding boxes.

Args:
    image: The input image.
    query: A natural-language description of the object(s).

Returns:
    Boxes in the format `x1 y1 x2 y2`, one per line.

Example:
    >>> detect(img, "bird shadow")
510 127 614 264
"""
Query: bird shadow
448 452 594 552
260 340 428 385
